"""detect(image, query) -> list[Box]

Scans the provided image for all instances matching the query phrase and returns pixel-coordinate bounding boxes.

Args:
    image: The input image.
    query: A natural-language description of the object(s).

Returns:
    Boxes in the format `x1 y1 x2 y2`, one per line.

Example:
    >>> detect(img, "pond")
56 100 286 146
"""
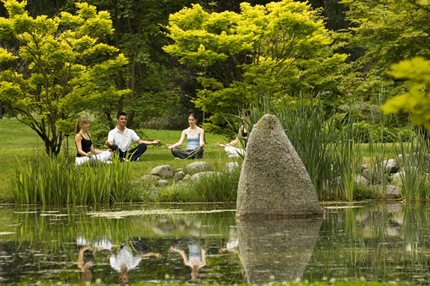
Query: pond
0 202 429 284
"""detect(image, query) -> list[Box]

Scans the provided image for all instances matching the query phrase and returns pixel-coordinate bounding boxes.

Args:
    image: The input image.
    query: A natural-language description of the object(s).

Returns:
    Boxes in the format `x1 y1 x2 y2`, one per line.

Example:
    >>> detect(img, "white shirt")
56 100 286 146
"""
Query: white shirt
108 127 140 152
110 246 141 272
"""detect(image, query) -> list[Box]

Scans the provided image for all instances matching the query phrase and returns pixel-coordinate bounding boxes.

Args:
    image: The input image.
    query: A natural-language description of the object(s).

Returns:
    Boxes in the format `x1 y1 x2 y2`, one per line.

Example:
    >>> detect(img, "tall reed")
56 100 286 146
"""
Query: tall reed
252 97 366 201
11 155 133 204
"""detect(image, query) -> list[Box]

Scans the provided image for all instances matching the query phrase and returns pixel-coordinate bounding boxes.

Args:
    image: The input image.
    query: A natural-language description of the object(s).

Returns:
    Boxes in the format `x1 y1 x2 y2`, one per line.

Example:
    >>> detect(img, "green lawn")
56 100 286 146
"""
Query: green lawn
0 119 235 202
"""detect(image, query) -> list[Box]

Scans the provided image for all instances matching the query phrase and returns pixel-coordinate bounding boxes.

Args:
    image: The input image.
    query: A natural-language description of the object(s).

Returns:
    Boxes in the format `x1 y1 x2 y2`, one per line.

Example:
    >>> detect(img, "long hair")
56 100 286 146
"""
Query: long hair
75 117 89 134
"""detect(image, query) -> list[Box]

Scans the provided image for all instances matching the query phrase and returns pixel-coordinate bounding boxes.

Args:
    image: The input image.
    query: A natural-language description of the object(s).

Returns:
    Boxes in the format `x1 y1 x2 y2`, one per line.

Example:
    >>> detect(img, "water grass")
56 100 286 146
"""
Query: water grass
11 154 133 204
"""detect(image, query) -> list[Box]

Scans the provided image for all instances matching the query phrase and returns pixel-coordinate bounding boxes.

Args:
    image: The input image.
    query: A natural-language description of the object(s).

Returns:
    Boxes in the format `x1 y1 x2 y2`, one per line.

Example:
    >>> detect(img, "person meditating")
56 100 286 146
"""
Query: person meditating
75 117 113 166
217 110 250 158
166 113 205 159
105 112 161 161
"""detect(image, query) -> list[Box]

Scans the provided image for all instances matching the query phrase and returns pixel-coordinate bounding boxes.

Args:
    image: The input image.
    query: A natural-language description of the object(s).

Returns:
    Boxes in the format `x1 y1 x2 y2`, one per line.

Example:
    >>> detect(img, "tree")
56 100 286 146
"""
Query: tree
340 0 430 101
0 0 128 155
163 0 347 129
381 57 430 131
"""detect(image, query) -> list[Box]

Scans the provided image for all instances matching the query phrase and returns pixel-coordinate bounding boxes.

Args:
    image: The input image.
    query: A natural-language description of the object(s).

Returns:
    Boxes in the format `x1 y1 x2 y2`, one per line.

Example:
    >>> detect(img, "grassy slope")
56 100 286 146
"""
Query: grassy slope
0 119 234 202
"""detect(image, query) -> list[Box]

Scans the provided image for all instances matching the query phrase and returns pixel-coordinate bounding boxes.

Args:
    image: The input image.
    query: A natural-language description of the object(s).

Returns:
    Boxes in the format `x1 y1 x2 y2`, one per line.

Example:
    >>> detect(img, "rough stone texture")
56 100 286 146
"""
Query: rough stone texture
237 218 322 284
150 165 174 178
224 162 240 173
383 159 399 174
186 161 211 175
174 171 185 181
391 172 403 185
378 185 402 200
183 174 191 180
236 114 323 219
157 179 169 187
140 175 160 181
189 171 221 182
362 168 382 184
355 175 370 186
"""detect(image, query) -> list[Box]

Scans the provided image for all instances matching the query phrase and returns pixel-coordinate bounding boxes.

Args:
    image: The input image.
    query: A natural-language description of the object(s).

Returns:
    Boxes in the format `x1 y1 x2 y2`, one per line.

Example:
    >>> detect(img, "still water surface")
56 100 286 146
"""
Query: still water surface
0 202 429 284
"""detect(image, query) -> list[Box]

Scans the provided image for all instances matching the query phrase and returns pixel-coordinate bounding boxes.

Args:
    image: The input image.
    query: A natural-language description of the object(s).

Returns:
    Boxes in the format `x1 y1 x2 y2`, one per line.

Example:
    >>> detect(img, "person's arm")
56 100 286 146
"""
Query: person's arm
137 139 161 145
77 246 91 270
201 248 207 266
199 129 205 147
140 252 162 258
75 134 92 157
166 130 186 149
169 246 188 264
105 130 114 147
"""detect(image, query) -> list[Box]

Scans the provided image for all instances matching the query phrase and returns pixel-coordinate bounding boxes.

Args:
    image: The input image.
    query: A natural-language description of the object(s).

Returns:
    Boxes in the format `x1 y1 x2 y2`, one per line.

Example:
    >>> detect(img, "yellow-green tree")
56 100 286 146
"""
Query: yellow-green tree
0 0 128 155
163 0 347 128
381 57 430 130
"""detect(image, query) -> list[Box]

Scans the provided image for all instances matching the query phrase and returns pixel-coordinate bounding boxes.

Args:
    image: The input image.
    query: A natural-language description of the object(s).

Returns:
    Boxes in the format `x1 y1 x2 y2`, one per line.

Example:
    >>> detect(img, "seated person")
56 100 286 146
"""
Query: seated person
105 112 161 161
166 113 205 159
217 110 250 158
75 117 113 166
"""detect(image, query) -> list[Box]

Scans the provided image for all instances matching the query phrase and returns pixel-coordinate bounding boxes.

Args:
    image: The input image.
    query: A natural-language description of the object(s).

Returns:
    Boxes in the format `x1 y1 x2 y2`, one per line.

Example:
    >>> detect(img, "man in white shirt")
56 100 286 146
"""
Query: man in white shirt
105 112 161 161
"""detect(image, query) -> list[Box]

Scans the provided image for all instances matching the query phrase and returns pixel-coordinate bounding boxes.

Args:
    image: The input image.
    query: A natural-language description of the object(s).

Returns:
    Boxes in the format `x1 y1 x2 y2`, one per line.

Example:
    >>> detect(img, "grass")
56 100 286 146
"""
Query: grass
0 118 237 203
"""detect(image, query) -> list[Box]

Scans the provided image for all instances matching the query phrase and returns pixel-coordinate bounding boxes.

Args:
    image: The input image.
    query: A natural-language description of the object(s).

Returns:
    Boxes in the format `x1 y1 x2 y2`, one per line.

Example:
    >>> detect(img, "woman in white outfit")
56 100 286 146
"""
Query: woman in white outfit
217 110 250 158
75 117 113 166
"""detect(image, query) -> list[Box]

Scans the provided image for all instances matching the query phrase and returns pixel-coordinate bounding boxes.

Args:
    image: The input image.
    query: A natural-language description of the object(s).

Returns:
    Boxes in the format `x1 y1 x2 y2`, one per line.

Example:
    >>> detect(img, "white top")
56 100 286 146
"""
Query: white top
110 246 141 272
107 127 140 152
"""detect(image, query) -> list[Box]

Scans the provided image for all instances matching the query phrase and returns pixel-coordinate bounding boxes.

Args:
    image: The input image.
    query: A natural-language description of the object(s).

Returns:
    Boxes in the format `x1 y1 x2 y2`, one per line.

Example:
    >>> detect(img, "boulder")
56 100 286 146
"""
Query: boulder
174 171 186 181
186 161 211 175
383 159 399 174
150 165 174 178
224 162 240 173
391 172 403 185
355 175 370 186
156 179 169 187
190 171 221 182
140 175 160 181
378 185 402 200
236 114 323 219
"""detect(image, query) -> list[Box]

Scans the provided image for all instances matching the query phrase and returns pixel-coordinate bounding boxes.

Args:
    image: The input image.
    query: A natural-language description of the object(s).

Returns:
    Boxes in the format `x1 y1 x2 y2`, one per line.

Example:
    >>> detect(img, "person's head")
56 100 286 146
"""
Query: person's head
188 113 197 127
116 112 127 127
119 264 129 283
190 264 200 280
75 117 89 134
241 110 251 121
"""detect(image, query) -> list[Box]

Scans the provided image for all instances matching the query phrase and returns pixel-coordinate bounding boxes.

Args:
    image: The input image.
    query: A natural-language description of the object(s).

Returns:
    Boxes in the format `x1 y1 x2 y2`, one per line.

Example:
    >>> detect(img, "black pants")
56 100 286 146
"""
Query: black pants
111 143 147 161
171 146 203 159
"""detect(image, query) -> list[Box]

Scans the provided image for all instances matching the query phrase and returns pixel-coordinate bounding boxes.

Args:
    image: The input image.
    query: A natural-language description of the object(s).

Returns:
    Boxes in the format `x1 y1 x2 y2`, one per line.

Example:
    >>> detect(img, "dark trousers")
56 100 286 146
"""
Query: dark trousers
171 147 203 159
111 143 147 161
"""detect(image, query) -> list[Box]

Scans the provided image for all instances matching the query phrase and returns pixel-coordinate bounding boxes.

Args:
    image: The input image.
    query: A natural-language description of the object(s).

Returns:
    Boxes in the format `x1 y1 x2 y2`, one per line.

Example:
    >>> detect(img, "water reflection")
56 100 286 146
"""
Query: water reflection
0 203 430 284
237 218 322 284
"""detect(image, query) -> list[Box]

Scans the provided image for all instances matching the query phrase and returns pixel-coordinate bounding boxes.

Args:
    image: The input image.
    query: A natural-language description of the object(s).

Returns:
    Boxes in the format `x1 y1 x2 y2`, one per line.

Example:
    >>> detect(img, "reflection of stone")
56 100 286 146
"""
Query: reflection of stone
237 114 323 219
237 218 322 284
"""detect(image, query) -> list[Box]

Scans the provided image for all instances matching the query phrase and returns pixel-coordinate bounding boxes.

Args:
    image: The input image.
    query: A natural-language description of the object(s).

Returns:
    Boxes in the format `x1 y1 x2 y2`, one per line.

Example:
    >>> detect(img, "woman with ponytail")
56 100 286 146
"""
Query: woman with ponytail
75 117 113 166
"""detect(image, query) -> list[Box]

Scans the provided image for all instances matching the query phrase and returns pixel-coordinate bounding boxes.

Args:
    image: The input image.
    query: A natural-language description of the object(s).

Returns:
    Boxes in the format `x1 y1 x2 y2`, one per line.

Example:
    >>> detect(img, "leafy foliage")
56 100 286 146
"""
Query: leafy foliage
163 0 347 128
340 0 430 100
381 57 430 130
0 0 128 155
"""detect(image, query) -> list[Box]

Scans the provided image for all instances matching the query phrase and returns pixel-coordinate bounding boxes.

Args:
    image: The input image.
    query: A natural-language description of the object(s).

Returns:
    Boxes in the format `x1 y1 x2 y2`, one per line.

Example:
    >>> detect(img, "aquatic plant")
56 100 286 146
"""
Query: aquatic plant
11 155 133 204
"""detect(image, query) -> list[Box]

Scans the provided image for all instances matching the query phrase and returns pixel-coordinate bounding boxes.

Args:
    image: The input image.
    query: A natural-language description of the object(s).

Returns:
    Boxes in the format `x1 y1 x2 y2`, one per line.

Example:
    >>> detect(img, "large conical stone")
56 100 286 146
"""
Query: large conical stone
236 114 323 219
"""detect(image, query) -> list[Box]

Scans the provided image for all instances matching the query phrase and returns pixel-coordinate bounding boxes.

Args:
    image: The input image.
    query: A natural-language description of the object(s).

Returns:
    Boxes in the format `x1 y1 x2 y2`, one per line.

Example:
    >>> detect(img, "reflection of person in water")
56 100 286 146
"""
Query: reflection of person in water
76 237 114 283
169 243 206 280
77 246 95 283
108 245 162 283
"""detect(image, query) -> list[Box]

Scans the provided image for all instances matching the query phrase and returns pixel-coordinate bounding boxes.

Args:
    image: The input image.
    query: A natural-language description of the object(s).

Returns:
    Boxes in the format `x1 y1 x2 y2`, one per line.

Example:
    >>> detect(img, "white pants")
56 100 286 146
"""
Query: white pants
224 146 245 157
75 150 112 166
